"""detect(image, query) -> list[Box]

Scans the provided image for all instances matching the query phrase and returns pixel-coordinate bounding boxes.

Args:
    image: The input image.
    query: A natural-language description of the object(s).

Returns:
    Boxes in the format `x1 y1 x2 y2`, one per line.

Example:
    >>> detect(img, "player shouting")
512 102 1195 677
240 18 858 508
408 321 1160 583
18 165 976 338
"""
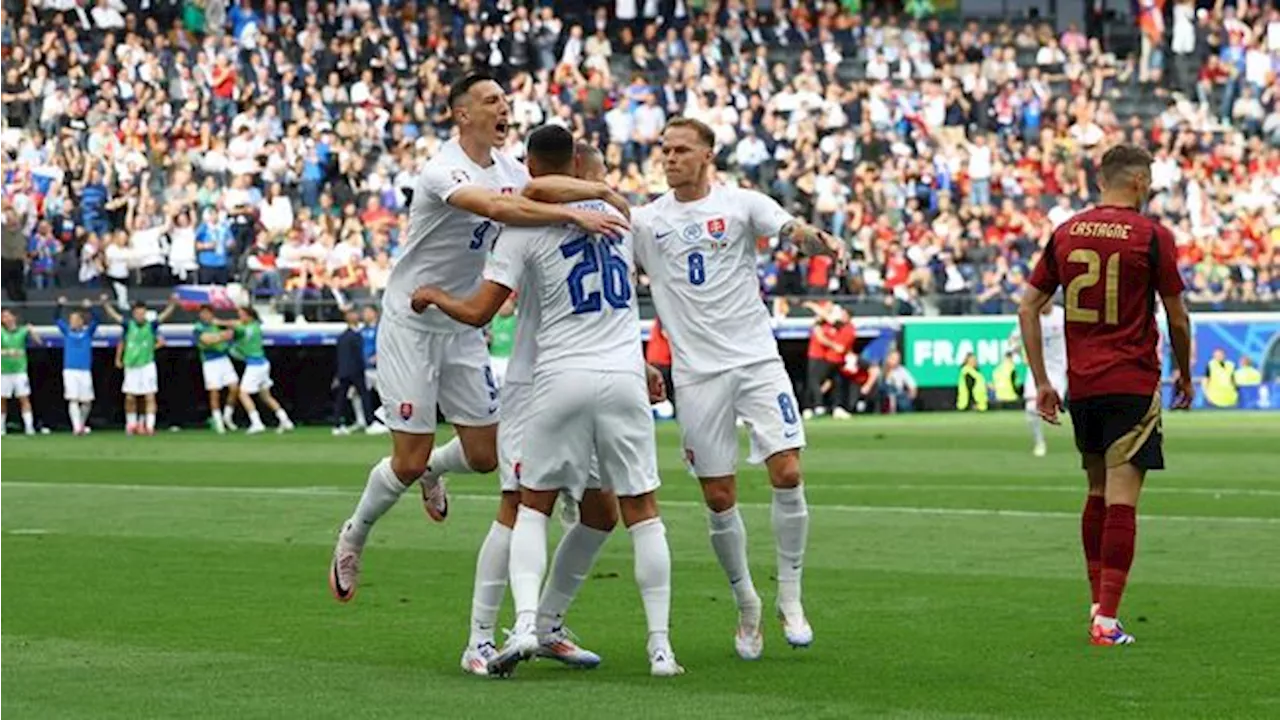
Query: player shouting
1019 143 1193 646
327 73 629 608
413 124 680 678
55 297 102 435
630 118 843 659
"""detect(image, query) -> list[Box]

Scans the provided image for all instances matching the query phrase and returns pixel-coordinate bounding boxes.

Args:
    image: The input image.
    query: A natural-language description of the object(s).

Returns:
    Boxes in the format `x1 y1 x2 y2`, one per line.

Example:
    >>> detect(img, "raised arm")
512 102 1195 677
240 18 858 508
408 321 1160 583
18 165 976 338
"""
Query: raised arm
26 324 45 346
410 281 513 328
521 177 630 219
156 294 180 323
100 298 124 323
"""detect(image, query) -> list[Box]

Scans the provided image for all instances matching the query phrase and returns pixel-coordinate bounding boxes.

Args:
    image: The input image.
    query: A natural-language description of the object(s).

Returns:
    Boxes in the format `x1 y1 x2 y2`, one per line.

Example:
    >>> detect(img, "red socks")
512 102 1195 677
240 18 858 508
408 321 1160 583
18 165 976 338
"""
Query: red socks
1098 504 1137 619
1081 495 1106 604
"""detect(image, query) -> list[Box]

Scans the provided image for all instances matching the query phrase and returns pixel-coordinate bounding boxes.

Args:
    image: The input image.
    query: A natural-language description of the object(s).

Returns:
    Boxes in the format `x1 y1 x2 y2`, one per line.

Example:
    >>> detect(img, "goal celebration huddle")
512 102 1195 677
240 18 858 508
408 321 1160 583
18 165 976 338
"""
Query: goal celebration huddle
323 73 1193 678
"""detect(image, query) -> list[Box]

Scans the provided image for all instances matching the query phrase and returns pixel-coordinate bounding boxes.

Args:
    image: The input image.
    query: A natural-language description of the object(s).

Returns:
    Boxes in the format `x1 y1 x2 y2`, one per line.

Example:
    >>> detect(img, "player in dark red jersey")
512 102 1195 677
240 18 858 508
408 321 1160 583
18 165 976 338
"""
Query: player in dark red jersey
1018 144 1194 647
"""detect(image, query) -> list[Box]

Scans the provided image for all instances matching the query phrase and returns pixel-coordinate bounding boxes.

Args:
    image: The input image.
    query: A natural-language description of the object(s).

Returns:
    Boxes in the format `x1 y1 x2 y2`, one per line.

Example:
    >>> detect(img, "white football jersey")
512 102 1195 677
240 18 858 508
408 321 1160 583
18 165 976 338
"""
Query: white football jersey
383 139 530 333
503 278 541 385
484 200 643 376
1011 304 1068 387
633 185 793 385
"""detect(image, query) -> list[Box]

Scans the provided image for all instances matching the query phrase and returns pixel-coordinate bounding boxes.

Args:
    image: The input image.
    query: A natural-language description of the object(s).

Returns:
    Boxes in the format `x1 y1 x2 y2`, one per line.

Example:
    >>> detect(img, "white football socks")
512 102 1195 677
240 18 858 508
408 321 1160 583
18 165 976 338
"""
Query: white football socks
342 457 409 545
630 517 672 653
127 412 139 429
537 523 611 633
771 486 809 615
275 407 292 426
21 410 34 433
469 521 512 645
708 506 760 611
222 405 236 425
68 402 82 432
428 437 474 476
351 388 368 427
248 410 263 428
212 411 225 432
144 412 155 432
1027 409 1044 445
509 505 549 635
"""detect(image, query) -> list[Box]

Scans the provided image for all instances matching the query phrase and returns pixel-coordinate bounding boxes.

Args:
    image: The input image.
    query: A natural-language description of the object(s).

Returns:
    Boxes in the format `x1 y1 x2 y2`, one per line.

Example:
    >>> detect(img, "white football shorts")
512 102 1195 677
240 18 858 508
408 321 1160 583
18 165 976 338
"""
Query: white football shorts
62 369 94 401
240 361 274 393
202 356 239 390
376 321 498 434
122 363 159 396
499 380 602 494
518 368 659 501
676 359 806 478
1 372 31 399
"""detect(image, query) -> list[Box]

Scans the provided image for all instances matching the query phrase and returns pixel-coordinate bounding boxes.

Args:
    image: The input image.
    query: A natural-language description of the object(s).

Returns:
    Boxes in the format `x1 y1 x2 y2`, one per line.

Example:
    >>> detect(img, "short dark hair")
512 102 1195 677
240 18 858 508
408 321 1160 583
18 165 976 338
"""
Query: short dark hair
448 73 497 109
131 301 147 310
574 140 603 165
1099 143 1153 187
199 303 213 313
526 124 575 172
663 117 716 148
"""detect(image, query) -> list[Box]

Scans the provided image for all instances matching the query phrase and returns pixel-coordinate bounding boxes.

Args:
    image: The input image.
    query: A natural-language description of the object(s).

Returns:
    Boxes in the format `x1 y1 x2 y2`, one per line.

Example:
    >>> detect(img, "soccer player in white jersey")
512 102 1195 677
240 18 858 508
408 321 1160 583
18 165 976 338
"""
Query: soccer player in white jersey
1010 300 1067 456
630 117 843 660
327 74 628 608
412 125 680 678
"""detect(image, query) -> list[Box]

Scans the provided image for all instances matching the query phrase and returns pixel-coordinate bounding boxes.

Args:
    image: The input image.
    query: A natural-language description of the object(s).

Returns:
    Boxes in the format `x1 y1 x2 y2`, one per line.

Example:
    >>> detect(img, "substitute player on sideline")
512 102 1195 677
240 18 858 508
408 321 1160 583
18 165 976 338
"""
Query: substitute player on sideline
102 296 179 436
1009 299 1067 456
1 308 43 435
55 297 101 435
194 305 239 434
631 117 843 659
221 306 295 434
1018 143 1193 647
327 73 629 604
413 124 680 678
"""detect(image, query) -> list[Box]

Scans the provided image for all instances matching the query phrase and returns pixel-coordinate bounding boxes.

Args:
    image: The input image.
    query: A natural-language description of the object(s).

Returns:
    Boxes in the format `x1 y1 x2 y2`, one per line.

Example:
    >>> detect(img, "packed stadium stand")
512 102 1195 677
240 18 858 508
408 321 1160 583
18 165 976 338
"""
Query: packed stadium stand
2 0 1276 325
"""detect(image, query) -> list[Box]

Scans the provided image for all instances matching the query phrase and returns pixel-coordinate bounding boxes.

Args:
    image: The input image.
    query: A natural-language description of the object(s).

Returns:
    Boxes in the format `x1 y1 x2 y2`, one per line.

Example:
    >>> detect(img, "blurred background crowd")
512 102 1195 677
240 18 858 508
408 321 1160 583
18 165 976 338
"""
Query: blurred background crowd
2 0 1278 321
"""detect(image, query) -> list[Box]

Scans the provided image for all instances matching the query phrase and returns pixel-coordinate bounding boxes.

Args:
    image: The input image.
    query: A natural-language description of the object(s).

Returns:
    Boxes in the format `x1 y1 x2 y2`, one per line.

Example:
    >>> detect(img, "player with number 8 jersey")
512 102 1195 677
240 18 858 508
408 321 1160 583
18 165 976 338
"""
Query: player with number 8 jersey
631 118 844 660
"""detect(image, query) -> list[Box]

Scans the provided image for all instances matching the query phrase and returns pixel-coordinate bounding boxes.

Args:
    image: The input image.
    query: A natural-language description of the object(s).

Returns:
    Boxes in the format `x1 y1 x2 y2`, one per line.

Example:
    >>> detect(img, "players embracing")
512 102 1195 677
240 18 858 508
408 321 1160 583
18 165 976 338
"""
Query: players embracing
1019 143 1193 646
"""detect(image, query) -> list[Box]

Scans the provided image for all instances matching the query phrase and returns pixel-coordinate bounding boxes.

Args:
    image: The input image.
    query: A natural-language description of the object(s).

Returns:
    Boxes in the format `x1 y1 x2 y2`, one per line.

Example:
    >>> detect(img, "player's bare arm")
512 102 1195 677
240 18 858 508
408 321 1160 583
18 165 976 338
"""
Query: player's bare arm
1018 285 1062 424
411 280 512 328
521 176 631 220
100 298 124 323
448 187 629 238
1162 292 1194 409
645 363 667 403
156 294 180 323
780 219 845 260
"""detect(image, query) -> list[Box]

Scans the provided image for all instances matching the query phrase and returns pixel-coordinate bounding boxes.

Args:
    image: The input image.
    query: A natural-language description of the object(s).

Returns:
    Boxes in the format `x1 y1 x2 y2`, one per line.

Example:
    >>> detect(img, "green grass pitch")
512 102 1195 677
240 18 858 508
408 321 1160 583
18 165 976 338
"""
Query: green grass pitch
3 412 1279 719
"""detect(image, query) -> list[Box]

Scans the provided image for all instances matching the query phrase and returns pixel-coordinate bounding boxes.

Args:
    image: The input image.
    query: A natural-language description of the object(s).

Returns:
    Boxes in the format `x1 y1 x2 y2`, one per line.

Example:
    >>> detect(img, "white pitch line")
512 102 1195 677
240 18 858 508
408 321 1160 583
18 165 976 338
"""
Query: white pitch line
4 481 1279 525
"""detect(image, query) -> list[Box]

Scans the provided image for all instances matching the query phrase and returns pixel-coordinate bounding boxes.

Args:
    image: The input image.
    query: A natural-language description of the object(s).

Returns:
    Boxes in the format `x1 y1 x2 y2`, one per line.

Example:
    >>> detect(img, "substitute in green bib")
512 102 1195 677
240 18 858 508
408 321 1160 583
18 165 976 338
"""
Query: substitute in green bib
195 304 240 434
102 296 179 435
2 308 44 435
488 295 517 387
219 306 294 434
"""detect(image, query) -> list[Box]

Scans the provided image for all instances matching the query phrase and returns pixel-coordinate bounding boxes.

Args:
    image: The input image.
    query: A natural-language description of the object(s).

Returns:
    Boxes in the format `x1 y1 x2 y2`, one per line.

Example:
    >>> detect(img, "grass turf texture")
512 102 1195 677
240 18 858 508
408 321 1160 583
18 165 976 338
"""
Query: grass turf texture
3 412 1278 719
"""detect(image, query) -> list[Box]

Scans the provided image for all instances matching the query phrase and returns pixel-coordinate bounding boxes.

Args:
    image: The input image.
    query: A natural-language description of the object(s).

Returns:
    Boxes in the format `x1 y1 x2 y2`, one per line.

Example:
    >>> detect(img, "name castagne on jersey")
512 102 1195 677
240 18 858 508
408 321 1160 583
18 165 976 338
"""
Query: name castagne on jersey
1068 221 1132 239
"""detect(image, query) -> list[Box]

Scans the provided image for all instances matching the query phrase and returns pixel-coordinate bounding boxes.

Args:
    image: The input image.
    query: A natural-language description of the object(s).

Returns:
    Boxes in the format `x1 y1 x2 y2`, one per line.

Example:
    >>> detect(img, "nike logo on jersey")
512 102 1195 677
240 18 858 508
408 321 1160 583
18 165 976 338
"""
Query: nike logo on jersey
784 429 800 439
655 230 675 241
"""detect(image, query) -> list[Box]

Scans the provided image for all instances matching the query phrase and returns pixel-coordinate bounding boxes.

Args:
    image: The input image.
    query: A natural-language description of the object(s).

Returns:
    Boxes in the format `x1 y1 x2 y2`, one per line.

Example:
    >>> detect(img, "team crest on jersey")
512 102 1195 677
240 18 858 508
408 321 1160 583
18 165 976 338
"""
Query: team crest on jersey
707 217 727 240
451 169 470 184
681 223 702 243
399 402 413 420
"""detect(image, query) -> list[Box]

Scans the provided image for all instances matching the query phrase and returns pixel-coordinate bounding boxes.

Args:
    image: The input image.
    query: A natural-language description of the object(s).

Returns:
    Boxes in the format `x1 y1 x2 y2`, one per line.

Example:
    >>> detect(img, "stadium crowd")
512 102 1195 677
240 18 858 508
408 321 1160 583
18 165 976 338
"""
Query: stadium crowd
1 0 1278 318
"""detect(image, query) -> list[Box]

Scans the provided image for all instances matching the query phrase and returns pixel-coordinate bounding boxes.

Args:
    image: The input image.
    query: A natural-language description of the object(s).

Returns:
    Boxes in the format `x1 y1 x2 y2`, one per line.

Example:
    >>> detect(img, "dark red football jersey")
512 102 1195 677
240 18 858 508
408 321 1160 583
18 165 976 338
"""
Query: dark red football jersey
1028 205 1185 400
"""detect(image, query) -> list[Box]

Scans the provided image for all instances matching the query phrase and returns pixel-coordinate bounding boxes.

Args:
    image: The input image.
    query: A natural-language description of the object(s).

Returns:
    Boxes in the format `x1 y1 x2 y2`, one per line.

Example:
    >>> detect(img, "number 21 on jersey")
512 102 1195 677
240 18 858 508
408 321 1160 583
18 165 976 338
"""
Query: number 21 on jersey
561 235 632 314
1064 249 1119 324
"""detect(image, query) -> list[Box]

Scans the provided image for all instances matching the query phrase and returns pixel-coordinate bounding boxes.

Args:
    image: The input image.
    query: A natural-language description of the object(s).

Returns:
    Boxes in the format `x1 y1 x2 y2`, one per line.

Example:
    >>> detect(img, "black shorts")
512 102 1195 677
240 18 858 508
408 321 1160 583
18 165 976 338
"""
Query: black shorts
1067 393 1165 471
